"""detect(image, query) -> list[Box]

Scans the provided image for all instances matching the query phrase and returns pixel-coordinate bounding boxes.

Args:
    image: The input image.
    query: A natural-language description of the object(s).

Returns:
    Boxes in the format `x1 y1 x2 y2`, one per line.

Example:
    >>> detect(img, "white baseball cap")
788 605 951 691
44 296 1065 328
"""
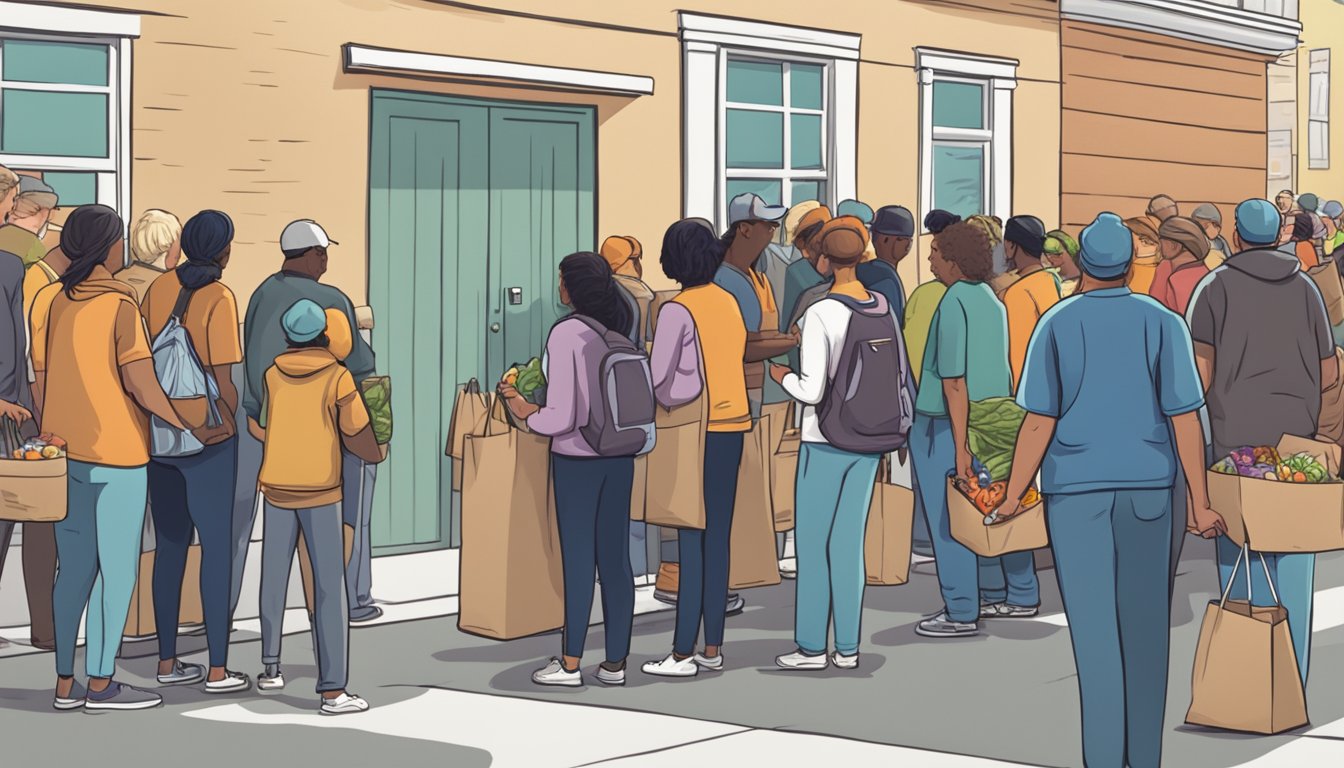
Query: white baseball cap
280 219 339 253
727 193 787 226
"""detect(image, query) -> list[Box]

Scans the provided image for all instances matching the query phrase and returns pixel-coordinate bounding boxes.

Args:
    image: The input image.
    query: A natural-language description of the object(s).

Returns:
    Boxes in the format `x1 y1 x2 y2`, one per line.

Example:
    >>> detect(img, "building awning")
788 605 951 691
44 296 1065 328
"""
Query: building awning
1062 0 1301 56
343 44 654 97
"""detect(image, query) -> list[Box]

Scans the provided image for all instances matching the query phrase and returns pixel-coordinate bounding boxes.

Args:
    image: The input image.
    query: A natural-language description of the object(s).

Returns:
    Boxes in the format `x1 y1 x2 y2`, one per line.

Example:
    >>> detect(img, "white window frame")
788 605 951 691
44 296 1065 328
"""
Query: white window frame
1309 48 1330 171
0 2 138 233
917 49 1017 233
680 13 859 231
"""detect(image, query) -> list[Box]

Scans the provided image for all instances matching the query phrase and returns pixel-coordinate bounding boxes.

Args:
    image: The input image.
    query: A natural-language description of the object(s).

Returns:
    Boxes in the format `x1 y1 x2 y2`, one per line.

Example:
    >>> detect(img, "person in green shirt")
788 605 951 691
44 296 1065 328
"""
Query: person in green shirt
903 281 947 388
910 221 1038 638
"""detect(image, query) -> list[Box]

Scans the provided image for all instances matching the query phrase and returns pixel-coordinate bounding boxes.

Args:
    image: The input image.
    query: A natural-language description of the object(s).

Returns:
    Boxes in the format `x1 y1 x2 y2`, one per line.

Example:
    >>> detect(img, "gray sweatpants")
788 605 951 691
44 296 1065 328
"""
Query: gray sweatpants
259 501 349 693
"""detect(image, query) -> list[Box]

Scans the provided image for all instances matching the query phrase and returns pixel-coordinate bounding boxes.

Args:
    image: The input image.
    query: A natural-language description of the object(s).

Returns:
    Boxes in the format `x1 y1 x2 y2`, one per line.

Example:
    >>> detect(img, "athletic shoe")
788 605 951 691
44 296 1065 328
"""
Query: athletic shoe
53 679 87 711
779 561 797 580
831 652 859 670
319 692 369 715
725 593 746 616
641 653 699 678
775 650 828 671
595 663 626 686
653 589 678 606
84 681 163 711
693 653 724 672
349 605 384 624
980 603 1040 619
157 660 206 687
258 666 286 691
531 658 583 688
204 671 252 694
915 612 978 638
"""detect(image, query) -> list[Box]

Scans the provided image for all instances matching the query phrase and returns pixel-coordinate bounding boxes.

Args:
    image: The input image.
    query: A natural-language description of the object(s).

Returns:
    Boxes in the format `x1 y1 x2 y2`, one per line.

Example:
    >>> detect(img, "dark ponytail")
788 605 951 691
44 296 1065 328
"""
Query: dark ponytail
177 209 234 289
59 204 125 298
559 251 632 336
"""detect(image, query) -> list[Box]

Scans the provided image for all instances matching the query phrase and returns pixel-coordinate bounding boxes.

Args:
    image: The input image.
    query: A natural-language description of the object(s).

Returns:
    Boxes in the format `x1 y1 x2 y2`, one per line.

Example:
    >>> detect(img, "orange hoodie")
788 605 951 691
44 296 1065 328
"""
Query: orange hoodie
258 347 370 509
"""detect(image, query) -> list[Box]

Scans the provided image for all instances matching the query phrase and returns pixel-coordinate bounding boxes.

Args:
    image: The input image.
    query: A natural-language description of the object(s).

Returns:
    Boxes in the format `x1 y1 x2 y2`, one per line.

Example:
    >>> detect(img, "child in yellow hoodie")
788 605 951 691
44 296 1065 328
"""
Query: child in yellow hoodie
249 299 385 715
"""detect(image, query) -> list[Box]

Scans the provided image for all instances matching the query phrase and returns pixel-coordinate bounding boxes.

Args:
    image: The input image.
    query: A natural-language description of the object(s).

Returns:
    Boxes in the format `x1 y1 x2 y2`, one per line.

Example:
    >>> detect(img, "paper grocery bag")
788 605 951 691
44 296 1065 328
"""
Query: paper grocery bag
644 376 709 529
447 379 494 492
947 477 1048 557
865 458 915 586
763 401 799 532
1213 433 1344 553
1318 349 1344 447
122 544 203 638
1309 261 1344 327
630 454 649 522
729 416 782 590
458 412 564 640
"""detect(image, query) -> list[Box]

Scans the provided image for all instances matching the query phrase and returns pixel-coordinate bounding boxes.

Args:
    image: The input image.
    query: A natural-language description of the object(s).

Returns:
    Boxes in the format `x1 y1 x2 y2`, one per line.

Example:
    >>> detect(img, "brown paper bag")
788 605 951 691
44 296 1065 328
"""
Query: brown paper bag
630 454 648 522
643 372 709 530
458 401 564 640
447 379 494 492
865 458 915 586
729 416 782 589
122 544 204 638
1308 262 1344 327
0 454 66 522
1318 349 1344 446
1212 433 1344 553
947 477 1048 557
1186 547 1309 734
762 401 798 531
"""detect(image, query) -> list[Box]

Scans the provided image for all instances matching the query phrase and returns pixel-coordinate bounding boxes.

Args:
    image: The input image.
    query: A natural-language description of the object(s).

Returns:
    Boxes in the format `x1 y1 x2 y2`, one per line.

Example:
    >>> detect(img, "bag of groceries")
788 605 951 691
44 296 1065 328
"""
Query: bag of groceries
359 376 392 445
865 455 914 586
763 401 798 532
0 417 67 523
1207 434 1344 553
458 399 564 640
729 414 783 590
447 379 493 492
949 398 1047 557
1186 544 1308 734
642 354 709 529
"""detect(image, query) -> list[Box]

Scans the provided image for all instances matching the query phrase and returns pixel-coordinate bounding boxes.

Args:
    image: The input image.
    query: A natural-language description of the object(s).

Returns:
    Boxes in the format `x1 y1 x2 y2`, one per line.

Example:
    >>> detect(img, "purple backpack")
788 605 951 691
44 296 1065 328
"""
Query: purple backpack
817 293 914 454
569 315 657 457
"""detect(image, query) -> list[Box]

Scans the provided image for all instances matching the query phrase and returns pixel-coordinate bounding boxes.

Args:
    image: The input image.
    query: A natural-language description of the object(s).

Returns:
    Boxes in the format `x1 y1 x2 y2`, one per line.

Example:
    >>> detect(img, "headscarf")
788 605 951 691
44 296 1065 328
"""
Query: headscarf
177 210 234 289
924 210 961 234
59 204 125 296
1157 216 1210 259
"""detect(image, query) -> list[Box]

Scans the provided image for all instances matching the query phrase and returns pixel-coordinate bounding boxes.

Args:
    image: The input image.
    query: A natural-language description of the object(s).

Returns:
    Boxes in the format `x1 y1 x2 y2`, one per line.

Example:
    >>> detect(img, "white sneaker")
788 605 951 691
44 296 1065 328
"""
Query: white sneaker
531 658 583 687
775 650 828 671
641 653 699 678
779 561 797 580
831 651 859 670
204 671 252 694
257 670 286 691
319 692 369 715
693 652 724 672
595 664 626 686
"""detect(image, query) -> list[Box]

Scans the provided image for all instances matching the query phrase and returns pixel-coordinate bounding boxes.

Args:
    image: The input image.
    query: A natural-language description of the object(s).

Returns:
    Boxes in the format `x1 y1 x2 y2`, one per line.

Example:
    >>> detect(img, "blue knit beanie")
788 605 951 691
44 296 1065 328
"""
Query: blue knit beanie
1079 213 1134 280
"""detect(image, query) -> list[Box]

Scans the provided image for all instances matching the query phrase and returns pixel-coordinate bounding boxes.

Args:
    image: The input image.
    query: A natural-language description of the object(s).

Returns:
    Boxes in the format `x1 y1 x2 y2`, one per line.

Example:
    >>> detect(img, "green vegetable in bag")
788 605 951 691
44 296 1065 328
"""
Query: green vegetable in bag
512 357 546 404
967 397 1027 482
360 376 393 444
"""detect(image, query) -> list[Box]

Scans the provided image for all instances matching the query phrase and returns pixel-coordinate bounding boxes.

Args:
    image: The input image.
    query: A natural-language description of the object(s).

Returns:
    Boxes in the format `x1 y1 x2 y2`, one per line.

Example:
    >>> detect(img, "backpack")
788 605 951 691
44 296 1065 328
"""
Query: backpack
817 293 914 454
568 315 656 457
149 286 222 458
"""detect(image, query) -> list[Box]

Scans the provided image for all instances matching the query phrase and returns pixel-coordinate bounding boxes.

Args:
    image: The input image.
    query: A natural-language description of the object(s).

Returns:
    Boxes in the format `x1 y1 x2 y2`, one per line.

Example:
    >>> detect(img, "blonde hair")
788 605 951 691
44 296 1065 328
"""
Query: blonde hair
965 214 1004 247
0 166 18 200
130 209 182 264
11 193 56 218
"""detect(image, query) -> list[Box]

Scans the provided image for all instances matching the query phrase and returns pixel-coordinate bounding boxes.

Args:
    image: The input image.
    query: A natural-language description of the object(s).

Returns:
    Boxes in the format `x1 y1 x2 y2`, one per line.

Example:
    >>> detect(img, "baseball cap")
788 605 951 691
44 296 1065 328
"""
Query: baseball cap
836 199 875 225
1298 193 1320 214
600 235 641 271
17 176 58 207
280 219 339 253
816 216 870 263
1190 203 1222 225
1234 199 1282 245
282 299 327 343
1079 213 1134 280
871 206 915 237
727 193 787 226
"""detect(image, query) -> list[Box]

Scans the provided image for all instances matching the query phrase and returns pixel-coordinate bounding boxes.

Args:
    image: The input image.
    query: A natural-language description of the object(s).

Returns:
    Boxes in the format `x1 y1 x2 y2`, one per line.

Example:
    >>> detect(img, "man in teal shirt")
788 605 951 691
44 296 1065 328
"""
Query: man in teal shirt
910 221 1038 638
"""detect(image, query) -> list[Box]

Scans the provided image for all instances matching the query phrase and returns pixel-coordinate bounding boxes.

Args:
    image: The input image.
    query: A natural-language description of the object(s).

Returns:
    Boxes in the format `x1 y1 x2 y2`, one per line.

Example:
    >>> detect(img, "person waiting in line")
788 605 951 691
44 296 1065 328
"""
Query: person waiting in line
855 205 914 326
643 219 749 679
1288 210 1321 270
1190 204 1231 269
1275 189 1297 215
1123 216 1162 296
121 209 183 304
0 176 58 269
910 221 1029 638
996 212 1224 768
1151 217 1210 319
250 299 386 714
781 205 833 339
33 205 189 711
139 210 250 694
602 235 652 346
1043 229 1082 298
1323 200 1344 257
1189 198 1336 691
1146 194 1179 223
501 252 643 688
770 216 913 671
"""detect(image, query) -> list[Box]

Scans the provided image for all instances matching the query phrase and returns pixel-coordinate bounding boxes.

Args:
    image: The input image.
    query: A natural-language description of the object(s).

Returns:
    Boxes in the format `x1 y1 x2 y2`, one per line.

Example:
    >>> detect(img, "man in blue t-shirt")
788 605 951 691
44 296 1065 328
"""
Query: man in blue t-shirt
996 212 1225 768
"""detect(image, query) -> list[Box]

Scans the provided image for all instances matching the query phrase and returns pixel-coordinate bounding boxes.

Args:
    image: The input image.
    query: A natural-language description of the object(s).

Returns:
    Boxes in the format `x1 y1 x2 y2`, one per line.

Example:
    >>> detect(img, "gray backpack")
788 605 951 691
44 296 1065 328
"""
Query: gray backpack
817 293 913 454
149 286 222 458
568 315 656 457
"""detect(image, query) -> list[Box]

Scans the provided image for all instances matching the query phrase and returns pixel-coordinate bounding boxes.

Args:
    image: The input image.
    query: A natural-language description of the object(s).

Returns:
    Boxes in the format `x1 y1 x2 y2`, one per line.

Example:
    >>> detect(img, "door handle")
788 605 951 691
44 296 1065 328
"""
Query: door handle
490 322 501 333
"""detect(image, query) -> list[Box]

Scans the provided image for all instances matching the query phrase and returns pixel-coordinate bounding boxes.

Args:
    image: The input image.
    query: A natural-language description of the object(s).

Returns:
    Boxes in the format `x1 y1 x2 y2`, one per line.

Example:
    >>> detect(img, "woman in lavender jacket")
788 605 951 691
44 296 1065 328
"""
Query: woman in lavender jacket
500 252 637 688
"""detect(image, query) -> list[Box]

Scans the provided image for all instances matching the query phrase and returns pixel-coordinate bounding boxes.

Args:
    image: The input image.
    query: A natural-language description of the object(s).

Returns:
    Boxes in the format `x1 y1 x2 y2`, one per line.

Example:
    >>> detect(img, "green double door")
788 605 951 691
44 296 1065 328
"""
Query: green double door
368 90 595 553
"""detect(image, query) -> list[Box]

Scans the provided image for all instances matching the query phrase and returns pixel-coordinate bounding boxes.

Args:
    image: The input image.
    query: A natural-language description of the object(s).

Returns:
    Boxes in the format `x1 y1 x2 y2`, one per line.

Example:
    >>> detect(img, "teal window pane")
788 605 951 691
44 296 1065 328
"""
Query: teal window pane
790 114 823 170
790 180 826 206
933 81 984 130
1 91 107 157
3 41 108 86
727 179 782 208
933 145 985 220
790 64 823 110
727 109 783 169
43 171 96 205
727 59 782 106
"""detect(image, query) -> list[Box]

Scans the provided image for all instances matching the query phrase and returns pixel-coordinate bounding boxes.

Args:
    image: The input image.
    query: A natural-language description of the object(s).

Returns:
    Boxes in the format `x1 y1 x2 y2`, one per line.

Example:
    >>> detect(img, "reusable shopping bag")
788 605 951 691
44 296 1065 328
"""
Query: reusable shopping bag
729 414 783 590
865 455 915 586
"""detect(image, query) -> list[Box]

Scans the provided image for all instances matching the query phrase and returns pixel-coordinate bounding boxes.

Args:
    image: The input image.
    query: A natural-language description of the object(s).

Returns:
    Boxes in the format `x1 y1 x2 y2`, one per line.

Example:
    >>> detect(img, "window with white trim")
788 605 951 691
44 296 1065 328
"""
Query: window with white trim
722 55 829 210
1309 48 1330 170
917 49 1017 229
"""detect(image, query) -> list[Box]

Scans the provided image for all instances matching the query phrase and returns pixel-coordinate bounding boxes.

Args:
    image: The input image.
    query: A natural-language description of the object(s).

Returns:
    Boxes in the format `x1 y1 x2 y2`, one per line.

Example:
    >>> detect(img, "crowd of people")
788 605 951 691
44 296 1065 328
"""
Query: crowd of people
1 156 1341 764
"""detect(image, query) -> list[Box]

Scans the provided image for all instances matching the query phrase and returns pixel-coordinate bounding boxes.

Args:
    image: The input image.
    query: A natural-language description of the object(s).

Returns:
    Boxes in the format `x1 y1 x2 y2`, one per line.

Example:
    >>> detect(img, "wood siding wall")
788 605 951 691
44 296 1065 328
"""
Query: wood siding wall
1061 21 1272 230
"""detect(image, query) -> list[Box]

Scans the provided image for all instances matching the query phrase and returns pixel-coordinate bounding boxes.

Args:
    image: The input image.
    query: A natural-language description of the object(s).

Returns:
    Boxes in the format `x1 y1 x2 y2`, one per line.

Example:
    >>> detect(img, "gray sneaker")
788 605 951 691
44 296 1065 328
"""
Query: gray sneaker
980 603 1040 619
349 605 384 624
53 679 88 711
915 612 978 638
157 660 206 686
84 681 163 711
725 593 745 616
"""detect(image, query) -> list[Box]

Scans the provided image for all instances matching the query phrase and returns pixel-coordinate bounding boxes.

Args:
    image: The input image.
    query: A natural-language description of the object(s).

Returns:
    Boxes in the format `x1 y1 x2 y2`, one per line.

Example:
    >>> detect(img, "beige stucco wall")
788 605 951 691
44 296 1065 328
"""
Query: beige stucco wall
75 0 1060 304
1296 0 1344 205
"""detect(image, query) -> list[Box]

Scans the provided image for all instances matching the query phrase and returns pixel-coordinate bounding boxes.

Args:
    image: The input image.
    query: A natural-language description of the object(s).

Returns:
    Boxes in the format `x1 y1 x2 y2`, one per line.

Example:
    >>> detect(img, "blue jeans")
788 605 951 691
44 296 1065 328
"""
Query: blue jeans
1049 489 1173 768
1214 536 1314 687
911 474 933 557
53 462 148 679
553 454 635 663
978 552 1041 608
794 443 878 656
342 451 376 612
148 438 238 668
674 432 744 656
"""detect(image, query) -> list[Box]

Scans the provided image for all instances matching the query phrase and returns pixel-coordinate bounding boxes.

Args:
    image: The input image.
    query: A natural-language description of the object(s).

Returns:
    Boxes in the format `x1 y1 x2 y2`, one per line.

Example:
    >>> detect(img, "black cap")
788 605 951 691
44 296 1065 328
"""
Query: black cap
1005 215 1047 257
871 205 915 237
924 209 961 234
